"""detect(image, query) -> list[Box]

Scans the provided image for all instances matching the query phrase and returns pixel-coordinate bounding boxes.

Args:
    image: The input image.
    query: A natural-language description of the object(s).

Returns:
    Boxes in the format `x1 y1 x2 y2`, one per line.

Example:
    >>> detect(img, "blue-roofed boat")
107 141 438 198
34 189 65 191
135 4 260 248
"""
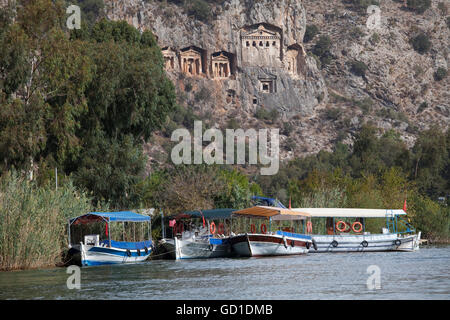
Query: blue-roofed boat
158 208 235 260
67 211 153 266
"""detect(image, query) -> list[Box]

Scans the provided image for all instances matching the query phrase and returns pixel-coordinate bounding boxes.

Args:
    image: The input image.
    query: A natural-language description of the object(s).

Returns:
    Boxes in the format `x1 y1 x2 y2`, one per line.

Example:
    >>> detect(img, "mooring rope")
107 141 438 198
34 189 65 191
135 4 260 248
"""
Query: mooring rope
148 250 176 259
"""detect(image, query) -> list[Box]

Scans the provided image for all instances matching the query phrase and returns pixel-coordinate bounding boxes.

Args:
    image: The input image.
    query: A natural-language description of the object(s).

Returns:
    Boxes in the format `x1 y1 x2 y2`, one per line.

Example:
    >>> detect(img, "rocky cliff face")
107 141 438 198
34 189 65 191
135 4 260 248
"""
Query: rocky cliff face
103 0 449 166
105 0 327 120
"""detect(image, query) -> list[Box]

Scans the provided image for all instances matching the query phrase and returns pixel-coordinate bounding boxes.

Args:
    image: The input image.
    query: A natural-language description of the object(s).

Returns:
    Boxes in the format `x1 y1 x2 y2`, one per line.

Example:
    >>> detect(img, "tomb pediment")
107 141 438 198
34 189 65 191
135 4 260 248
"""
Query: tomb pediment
212 53 229 62
162 47 176 56
242 25 279 39
180 48 201 56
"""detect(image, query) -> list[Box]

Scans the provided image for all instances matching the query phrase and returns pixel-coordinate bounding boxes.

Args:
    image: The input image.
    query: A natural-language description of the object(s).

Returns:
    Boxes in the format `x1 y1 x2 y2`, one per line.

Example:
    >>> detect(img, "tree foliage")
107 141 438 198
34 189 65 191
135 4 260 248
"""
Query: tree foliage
0 1 176 208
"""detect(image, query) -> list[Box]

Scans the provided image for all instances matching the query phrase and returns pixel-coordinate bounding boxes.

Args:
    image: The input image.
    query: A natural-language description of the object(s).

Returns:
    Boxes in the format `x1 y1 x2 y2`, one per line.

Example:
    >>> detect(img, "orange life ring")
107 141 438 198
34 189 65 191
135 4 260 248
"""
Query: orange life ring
210 222 216 234
260 224 267 234
306 221 313 233
352 221 363 233
218 223 224 234
336 220 348 233
250 224 256 233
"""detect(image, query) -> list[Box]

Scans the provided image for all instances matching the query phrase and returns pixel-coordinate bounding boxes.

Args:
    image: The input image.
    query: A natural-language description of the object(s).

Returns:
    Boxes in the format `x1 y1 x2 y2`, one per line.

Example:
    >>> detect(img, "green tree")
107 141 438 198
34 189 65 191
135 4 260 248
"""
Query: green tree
407 0 431 14
410 32 431 54
0 2 176 208
304 24 319 43
312 35 333 67
411 127 448 198
0 0 93 171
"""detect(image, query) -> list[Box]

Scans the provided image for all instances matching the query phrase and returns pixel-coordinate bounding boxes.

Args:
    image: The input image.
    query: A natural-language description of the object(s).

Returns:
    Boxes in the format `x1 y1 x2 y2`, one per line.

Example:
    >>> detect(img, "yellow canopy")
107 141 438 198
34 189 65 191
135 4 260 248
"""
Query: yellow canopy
232 206 310 220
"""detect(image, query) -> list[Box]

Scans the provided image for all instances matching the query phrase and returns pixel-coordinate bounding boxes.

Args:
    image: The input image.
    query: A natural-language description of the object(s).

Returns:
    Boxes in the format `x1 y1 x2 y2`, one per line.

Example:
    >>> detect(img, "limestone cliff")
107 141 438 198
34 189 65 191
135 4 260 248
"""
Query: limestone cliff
105 0 327 119
103 0 449 166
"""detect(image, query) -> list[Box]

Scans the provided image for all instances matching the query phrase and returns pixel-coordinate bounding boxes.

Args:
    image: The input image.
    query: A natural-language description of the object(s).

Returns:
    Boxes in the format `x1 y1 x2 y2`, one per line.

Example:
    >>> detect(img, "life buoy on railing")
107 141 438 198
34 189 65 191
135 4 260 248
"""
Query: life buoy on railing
306 220 313 233
250 224 256 233
336 220 348 233
218 223 224 234
210 222 216 234
260 224 267 234
352 221 363 233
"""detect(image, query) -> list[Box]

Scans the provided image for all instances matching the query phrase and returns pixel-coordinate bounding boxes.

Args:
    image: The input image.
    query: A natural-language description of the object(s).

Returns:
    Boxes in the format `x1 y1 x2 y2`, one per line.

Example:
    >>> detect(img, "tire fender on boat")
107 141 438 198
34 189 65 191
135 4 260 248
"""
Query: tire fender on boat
306 241 310 249
394 239 401 246
137 249 141 256
361 240 368 247
312 239 318 251
126 249 131 257
331 240 338 248
144 247 149 254
208 244 214 251
283 236 288 249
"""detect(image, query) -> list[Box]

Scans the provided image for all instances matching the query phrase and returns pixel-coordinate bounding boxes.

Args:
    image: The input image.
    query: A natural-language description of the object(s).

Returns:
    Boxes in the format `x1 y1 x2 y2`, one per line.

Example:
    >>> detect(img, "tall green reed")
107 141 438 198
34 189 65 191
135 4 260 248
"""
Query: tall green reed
0 171 94 271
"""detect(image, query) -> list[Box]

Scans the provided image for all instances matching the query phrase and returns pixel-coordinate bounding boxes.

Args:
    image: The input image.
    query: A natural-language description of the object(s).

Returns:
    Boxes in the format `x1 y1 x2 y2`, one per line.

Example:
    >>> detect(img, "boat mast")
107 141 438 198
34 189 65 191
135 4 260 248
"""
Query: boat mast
161 209 165 239
67 220 71 247
108 217 111 247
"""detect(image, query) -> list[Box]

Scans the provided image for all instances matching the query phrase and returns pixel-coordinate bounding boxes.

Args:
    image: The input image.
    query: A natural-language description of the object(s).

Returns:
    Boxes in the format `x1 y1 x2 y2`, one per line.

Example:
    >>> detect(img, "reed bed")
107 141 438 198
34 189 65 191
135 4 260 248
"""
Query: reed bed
0 172 94 271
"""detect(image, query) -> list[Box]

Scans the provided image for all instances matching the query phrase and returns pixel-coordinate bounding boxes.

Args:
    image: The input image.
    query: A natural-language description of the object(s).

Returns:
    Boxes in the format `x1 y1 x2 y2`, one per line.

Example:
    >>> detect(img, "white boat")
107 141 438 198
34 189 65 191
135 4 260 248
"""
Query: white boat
159 229 232 260
158 209 234 260
290 208 421 253
68 211 153 266
229 206 313 257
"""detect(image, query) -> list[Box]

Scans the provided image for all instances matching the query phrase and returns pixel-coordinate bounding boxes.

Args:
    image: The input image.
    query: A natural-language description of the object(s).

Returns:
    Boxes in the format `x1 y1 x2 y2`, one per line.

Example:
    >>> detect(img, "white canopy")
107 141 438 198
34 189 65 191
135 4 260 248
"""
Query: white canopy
290 208 407 218
232 206 310 220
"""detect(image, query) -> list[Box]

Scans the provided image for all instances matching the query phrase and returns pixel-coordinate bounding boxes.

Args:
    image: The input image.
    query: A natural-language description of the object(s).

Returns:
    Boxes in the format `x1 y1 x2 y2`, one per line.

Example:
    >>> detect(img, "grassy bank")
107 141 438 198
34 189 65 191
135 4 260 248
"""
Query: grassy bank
0 172 95 271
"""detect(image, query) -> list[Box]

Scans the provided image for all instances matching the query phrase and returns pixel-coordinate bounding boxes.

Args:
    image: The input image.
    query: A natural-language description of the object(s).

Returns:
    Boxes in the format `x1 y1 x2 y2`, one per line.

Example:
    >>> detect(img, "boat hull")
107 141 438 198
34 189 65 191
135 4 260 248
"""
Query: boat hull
230 233 310 257
173 237 232 260
309 233 420 253
70 244 152 266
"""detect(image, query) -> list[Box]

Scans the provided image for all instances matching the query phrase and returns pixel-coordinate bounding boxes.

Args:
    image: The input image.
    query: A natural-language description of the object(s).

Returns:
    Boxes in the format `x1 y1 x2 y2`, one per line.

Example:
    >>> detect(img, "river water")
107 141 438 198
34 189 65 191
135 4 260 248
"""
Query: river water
1 245 449 300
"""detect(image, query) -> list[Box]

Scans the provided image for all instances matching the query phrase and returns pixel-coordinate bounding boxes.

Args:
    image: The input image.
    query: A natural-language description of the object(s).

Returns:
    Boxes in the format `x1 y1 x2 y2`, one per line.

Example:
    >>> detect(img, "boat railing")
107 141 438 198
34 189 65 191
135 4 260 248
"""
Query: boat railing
385 210 416 235
100 239 153 250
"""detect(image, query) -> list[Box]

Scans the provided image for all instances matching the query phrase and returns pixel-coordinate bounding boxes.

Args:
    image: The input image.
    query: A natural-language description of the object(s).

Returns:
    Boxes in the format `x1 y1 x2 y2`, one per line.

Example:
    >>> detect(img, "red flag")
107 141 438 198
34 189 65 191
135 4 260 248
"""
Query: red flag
169 219 176 227
403 198 407 213
202 215 206 228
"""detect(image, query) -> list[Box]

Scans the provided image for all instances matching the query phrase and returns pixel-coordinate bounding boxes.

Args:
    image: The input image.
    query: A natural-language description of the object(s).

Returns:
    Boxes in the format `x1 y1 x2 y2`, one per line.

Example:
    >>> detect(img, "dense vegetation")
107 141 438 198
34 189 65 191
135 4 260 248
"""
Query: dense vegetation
0 172 98 271
256 126 450 240
0 0 448 270
0 0 176 208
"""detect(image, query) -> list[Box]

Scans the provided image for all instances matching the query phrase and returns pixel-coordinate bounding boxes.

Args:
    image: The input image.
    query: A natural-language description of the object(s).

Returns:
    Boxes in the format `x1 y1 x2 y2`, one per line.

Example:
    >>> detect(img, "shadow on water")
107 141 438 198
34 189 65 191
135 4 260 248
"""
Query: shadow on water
0 245 449 300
